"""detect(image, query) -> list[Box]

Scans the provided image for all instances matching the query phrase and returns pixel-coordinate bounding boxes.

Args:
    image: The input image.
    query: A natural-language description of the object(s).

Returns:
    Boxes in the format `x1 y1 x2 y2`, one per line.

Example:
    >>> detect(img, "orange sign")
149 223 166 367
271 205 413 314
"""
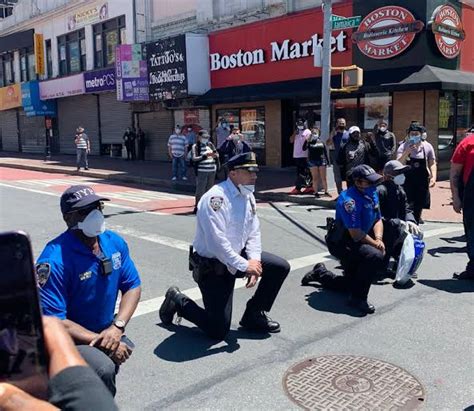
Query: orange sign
34 33 45 75
0 84 22 111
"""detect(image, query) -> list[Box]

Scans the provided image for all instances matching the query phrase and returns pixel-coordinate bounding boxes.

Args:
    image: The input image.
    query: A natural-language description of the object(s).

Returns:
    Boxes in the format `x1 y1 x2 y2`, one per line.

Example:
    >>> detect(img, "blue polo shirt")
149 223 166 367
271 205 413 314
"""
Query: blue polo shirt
36 230 141 333
336 186 381 234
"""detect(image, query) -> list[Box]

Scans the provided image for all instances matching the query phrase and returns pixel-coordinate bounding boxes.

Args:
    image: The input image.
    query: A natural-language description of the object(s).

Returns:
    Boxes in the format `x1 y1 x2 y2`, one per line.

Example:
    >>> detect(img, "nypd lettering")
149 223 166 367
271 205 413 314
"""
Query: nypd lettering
79 271 92 281
112 252 122 270
35 263 51 288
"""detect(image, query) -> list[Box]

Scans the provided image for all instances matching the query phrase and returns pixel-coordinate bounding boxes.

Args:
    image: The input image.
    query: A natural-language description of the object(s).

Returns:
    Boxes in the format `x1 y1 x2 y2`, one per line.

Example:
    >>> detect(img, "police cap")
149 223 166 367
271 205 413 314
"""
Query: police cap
350 164 383 184
226 152 259 172
383 160 410 176
60 185 110 214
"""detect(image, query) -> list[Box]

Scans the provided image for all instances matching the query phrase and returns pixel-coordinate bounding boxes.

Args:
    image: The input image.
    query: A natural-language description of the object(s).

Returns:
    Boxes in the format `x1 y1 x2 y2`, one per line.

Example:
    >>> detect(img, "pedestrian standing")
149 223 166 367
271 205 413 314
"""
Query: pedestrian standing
396 123 437 224
167 125 188 181
215 118 230 149
75 126 90 171
36 185 142 396
137 127 146 160
327 118 349 194
374 119 396 172
302 165 385 314
185 126 197 150
290 119 312 195
192 130 219 214
123 128 135 161
450 128 474 280
303 127 331 198
159 152 290 340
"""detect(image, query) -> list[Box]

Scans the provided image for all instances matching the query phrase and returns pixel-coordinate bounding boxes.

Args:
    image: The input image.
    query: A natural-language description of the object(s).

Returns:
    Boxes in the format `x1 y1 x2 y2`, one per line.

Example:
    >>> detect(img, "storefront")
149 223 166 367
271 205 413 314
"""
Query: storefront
0 84 22 152
198 0 474 168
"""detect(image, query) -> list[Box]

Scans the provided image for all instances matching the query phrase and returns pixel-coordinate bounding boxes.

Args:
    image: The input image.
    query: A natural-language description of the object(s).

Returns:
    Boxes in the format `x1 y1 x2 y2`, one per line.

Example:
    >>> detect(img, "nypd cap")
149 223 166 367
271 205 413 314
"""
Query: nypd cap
60 185 109 214
226 152 259 172
350 164 383 184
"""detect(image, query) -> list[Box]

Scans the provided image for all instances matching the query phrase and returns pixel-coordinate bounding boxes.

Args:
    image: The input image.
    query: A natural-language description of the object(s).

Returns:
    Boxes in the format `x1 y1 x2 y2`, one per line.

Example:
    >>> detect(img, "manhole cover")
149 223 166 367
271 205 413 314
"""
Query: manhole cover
283 355 425 410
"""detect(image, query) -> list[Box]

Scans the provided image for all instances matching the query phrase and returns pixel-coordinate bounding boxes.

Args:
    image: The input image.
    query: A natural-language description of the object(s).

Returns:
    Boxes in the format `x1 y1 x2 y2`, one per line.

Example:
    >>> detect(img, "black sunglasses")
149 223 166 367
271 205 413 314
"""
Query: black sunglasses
72 202 104 216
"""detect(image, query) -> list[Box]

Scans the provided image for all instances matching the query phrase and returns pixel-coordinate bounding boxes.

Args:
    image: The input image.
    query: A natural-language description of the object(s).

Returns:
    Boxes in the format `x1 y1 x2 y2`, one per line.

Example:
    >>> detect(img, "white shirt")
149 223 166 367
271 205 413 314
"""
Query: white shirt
193 178 261 274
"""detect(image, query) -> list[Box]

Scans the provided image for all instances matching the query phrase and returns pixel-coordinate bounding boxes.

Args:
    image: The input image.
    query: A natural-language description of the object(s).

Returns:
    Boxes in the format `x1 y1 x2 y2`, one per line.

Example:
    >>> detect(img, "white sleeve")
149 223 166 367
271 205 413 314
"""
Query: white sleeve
198 199 249 274
245 202 261 260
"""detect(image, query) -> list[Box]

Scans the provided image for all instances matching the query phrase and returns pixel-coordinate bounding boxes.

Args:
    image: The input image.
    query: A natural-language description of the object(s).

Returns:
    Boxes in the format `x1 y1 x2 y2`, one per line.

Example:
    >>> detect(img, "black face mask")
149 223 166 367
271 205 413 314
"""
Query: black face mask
350 133 360 141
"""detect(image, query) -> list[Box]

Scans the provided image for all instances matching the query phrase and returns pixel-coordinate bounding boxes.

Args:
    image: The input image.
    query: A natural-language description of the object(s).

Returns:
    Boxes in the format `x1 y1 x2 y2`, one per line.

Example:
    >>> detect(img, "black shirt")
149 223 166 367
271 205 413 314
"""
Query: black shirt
303 137 329 162
377 180 415 223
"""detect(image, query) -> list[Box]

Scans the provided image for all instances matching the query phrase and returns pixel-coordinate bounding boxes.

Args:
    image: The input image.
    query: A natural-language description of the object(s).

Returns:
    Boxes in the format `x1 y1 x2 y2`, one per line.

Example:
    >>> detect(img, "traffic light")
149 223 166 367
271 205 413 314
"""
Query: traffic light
341 67 363 89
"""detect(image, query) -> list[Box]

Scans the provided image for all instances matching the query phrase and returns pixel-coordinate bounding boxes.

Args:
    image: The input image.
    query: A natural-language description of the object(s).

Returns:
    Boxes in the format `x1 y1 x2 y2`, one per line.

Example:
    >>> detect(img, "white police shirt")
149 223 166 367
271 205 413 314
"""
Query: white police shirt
193 178 261 274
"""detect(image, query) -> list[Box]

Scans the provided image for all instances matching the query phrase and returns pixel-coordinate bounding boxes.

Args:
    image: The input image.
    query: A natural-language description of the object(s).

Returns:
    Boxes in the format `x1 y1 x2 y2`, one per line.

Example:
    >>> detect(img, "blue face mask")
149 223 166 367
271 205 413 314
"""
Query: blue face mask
362 186 377 196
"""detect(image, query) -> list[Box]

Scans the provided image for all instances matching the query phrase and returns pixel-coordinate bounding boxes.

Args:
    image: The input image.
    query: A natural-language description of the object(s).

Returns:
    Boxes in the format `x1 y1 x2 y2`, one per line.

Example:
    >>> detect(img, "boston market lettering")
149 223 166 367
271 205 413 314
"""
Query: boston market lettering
210 31 347 71
430 5 465 59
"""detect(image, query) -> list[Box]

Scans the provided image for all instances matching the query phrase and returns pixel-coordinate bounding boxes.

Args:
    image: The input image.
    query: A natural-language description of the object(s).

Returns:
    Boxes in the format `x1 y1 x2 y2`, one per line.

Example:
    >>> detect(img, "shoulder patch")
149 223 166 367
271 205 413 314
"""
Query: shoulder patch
210 196 224 211
35 263 51 288
344 199 356 213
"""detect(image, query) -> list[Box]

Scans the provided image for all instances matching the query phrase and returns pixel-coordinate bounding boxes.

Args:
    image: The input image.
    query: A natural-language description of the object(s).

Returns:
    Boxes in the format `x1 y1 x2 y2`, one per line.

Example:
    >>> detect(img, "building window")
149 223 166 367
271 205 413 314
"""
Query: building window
20 53 27 82
332 98 358 129
57 29 85 75
93 15 126 69
360 93 392 131
1 53 14 85
438 91 456 151
27 51 36 81
45 39 52 78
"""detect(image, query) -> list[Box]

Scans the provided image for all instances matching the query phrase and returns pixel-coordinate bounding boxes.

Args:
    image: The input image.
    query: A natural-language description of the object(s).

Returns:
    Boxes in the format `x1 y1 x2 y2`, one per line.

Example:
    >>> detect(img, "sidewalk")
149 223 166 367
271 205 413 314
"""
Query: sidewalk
0 152 460 223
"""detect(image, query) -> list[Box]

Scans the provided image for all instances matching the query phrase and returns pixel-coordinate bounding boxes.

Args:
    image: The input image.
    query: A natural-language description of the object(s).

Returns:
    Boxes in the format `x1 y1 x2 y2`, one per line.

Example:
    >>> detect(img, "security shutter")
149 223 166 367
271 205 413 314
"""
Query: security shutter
58 95 99 155
19 112 45 153
99 93 132 144
0 109 19 152
138 110 174 160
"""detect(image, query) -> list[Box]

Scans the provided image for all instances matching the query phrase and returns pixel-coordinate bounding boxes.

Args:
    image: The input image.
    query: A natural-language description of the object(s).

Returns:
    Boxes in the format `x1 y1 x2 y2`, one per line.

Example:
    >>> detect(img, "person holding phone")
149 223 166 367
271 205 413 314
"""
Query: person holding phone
396 123 437 224
35 185 142 396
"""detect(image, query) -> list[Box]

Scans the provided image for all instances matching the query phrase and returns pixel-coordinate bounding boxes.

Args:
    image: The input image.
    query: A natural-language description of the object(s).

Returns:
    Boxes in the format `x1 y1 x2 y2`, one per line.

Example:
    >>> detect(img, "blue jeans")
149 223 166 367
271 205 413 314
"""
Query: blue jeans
172 156 186 179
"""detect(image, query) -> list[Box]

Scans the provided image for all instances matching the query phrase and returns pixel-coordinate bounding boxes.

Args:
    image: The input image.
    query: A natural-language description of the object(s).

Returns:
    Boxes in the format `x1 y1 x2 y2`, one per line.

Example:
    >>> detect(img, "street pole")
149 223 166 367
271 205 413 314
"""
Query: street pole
321 0 332 143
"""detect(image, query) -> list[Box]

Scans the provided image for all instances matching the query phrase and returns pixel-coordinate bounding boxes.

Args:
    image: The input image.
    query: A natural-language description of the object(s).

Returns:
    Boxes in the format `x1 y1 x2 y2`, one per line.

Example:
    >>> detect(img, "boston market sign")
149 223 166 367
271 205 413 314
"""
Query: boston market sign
353 6 424 60
431 4 465 59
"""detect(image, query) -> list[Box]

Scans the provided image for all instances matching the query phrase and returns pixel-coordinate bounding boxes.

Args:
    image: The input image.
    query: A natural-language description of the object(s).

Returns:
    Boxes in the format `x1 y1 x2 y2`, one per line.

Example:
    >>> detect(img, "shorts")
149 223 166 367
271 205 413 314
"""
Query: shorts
308 159 327 168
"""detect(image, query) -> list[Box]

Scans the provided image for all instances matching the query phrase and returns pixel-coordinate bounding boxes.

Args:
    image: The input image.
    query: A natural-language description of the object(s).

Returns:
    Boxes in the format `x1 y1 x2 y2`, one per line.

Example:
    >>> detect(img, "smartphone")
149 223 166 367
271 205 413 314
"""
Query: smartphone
0 231 48 398
120 335 135 351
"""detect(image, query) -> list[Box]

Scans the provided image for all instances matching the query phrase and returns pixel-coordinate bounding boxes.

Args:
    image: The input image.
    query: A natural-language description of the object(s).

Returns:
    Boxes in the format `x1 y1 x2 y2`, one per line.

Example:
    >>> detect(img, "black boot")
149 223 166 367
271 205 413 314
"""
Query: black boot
348 296 375 314
301 263 327 286
240 310 280 333
159 286 181 325
453 270 474 280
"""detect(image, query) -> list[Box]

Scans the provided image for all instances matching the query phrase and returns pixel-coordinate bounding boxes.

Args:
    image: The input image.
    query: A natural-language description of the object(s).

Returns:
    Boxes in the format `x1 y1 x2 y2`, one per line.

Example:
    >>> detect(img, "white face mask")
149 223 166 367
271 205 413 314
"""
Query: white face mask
393 174 406 186
297 125 304 130
239 184 255 195
201 138 209 144
77 209 106 238
175 128 181 134
379 127 387 132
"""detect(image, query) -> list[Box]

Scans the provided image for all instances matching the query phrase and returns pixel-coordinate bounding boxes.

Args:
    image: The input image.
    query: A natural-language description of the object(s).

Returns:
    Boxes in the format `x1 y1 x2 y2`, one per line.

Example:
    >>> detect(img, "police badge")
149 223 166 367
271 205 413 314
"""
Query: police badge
210 196 224 211
35 263 51 287
344 199 356 213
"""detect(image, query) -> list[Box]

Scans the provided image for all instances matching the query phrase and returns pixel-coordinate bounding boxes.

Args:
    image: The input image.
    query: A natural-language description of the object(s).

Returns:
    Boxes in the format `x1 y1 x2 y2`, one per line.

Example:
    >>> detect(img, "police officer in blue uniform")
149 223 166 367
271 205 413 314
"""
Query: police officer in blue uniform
302 165 385 314
159 152 290 340
36 185 142 396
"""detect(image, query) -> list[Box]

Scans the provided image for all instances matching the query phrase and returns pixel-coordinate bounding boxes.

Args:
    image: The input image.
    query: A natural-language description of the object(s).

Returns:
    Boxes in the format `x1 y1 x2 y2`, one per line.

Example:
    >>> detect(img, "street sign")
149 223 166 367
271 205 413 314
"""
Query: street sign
331 16 361 31
331 14 345 22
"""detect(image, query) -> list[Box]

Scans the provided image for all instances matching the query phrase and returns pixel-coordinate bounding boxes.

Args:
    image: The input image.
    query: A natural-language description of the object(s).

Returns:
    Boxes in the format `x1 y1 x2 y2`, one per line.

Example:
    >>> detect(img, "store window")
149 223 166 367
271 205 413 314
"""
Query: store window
332 98 358 129
1 53 14 85
438 91 456 151
27 51 36 81
93 16 126 68
20 53 27 82
20 48 37 82
57 29 85 75
456 91 471 142
360 93 392 131
45 40 52 78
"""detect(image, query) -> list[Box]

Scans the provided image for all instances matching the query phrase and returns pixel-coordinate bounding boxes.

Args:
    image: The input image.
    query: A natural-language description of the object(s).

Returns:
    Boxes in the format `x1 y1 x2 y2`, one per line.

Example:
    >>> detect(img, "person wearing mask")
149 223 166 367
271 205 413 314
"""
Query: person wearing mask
215 118 230 149
290 119 312 195
374 119 396 171
36 185 142 396
185 126 197 151
327 118 349 194
123 127 136 161
303 127 331 198
302 165 385 314
450 127 474 280
192 130 219 214
337 126 378 186
168 125 188 181
397 123 437 224
74 126 90 171
159 152 290 340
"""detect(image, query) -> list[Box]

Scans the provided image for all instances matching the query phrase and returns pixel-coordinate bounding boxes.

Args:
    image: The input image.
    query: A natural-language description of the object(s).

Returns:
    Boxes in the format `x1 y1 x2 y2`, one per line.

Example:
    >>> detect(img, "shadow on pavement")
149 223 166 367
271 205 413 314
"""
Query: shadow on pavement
304 288 366 317
428 245 467 257
418 279 474 294
154 325 270 362
440 234 466 243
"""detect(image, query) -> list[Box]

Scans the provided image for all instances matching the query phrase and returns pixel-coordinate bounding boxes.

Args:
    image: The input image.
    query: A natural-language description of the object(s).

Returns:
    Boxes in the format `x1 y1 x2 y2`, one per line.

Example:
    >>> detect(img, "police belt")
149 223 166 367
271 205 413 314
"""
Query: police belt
189 246 246 278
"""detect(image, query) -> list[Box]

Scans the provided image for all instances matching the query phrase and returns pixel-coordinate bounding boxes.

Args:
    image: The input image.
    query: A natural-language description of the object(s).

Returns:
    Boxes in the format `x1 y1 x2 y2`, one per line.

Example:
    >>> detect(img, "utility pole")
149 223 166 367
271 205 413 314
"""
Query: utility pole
321 0 332 143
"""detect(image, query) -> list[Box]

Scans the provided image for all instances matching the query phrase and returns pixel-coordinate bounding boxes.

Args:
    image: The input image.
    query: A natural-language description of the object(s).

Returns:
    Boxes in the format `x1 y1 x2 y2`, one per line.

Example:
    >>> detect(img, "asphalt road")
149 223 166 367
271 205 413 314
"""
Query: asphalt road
0 168 473 410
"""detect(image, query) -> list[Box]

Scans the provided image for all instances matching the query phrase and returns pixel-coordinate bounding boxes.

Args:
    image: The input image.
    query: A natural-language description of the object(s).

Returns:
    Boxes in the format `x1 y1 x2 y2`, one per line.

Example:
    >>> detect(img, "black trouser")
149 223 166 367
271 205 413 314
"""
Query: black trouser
319 242 384 300
294 158 310 190
464 205 474 274
76 345 119 397
175 251 290 340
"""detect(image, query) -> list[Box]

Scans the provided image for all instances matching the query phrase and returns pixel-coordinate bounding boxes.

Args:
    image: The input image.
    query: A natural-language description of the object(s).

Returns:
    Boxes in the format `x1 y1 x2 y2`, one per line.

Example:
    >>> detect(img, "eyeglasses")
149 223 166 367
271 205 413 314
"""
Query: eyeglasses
72 202 104 216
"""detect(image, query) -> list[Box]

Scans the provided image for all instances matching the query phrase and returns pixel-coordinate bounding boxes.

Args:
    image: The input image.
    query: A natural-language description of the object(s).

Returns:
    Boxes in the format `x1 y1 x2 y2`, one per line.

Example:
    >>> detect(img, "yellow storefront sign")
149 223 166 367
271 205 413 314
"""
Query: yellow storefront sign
34 33 45 75
0 84 22 111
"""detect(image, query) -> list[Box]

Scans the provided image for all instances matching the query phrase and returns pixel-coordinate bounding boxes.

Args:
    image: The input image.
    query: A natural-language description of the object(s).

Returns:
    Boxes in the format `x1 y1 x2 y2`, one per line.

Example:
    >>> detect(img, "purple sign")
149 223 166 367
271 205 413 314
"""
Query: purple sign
116 44 149 101
84 68 116 93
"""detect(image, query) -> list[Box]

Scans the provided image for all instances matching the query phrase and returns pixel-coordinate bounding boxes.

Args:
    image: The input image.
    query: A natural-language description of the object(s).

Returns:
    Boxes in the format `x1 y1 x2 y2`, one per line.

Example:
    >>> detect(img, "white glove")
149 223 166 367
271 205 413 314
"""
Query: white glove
406 221 421 237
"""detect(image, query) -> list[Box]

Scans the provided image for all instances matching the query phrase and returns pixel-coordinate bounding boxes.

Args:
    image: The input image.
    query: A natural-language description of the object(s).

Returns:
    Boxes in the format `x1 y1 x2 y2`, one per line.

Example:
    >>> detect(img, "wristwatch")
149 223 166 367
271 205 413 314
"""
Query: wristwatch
113 319 126 331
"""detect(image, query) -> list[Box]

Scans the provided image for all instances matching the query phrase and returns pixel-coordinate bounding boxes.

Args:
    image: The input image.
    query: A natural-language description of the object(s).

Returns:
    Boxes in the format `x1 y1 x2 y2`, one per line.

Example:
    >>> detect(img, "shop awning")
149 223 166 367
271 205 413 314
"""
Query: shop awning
383 65 474 92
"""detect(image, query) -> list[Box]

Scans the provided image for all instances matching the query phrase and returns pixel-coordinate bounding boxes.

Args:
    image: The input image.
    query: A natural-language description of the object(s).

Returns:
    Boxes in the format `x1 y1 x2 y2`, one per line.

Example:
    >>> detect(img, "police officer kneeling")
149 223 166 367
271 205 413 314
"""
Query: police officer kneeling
159 152 290 340
36 186 142 396
303 165 385 314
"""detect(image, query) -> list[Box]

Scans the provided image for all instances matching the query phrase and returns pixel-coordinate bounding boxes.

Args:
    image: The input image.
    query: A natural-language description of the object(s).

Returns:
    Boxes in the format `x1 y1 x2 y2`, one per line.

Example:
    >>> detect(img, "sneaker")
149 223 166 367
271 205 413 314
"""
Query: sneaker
84 168 89 170
303 187 315 194
289 187 301 195
348 297 375 314
172 177 177 181
159 286 181 325
240 310 280 333
182 176 188 181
